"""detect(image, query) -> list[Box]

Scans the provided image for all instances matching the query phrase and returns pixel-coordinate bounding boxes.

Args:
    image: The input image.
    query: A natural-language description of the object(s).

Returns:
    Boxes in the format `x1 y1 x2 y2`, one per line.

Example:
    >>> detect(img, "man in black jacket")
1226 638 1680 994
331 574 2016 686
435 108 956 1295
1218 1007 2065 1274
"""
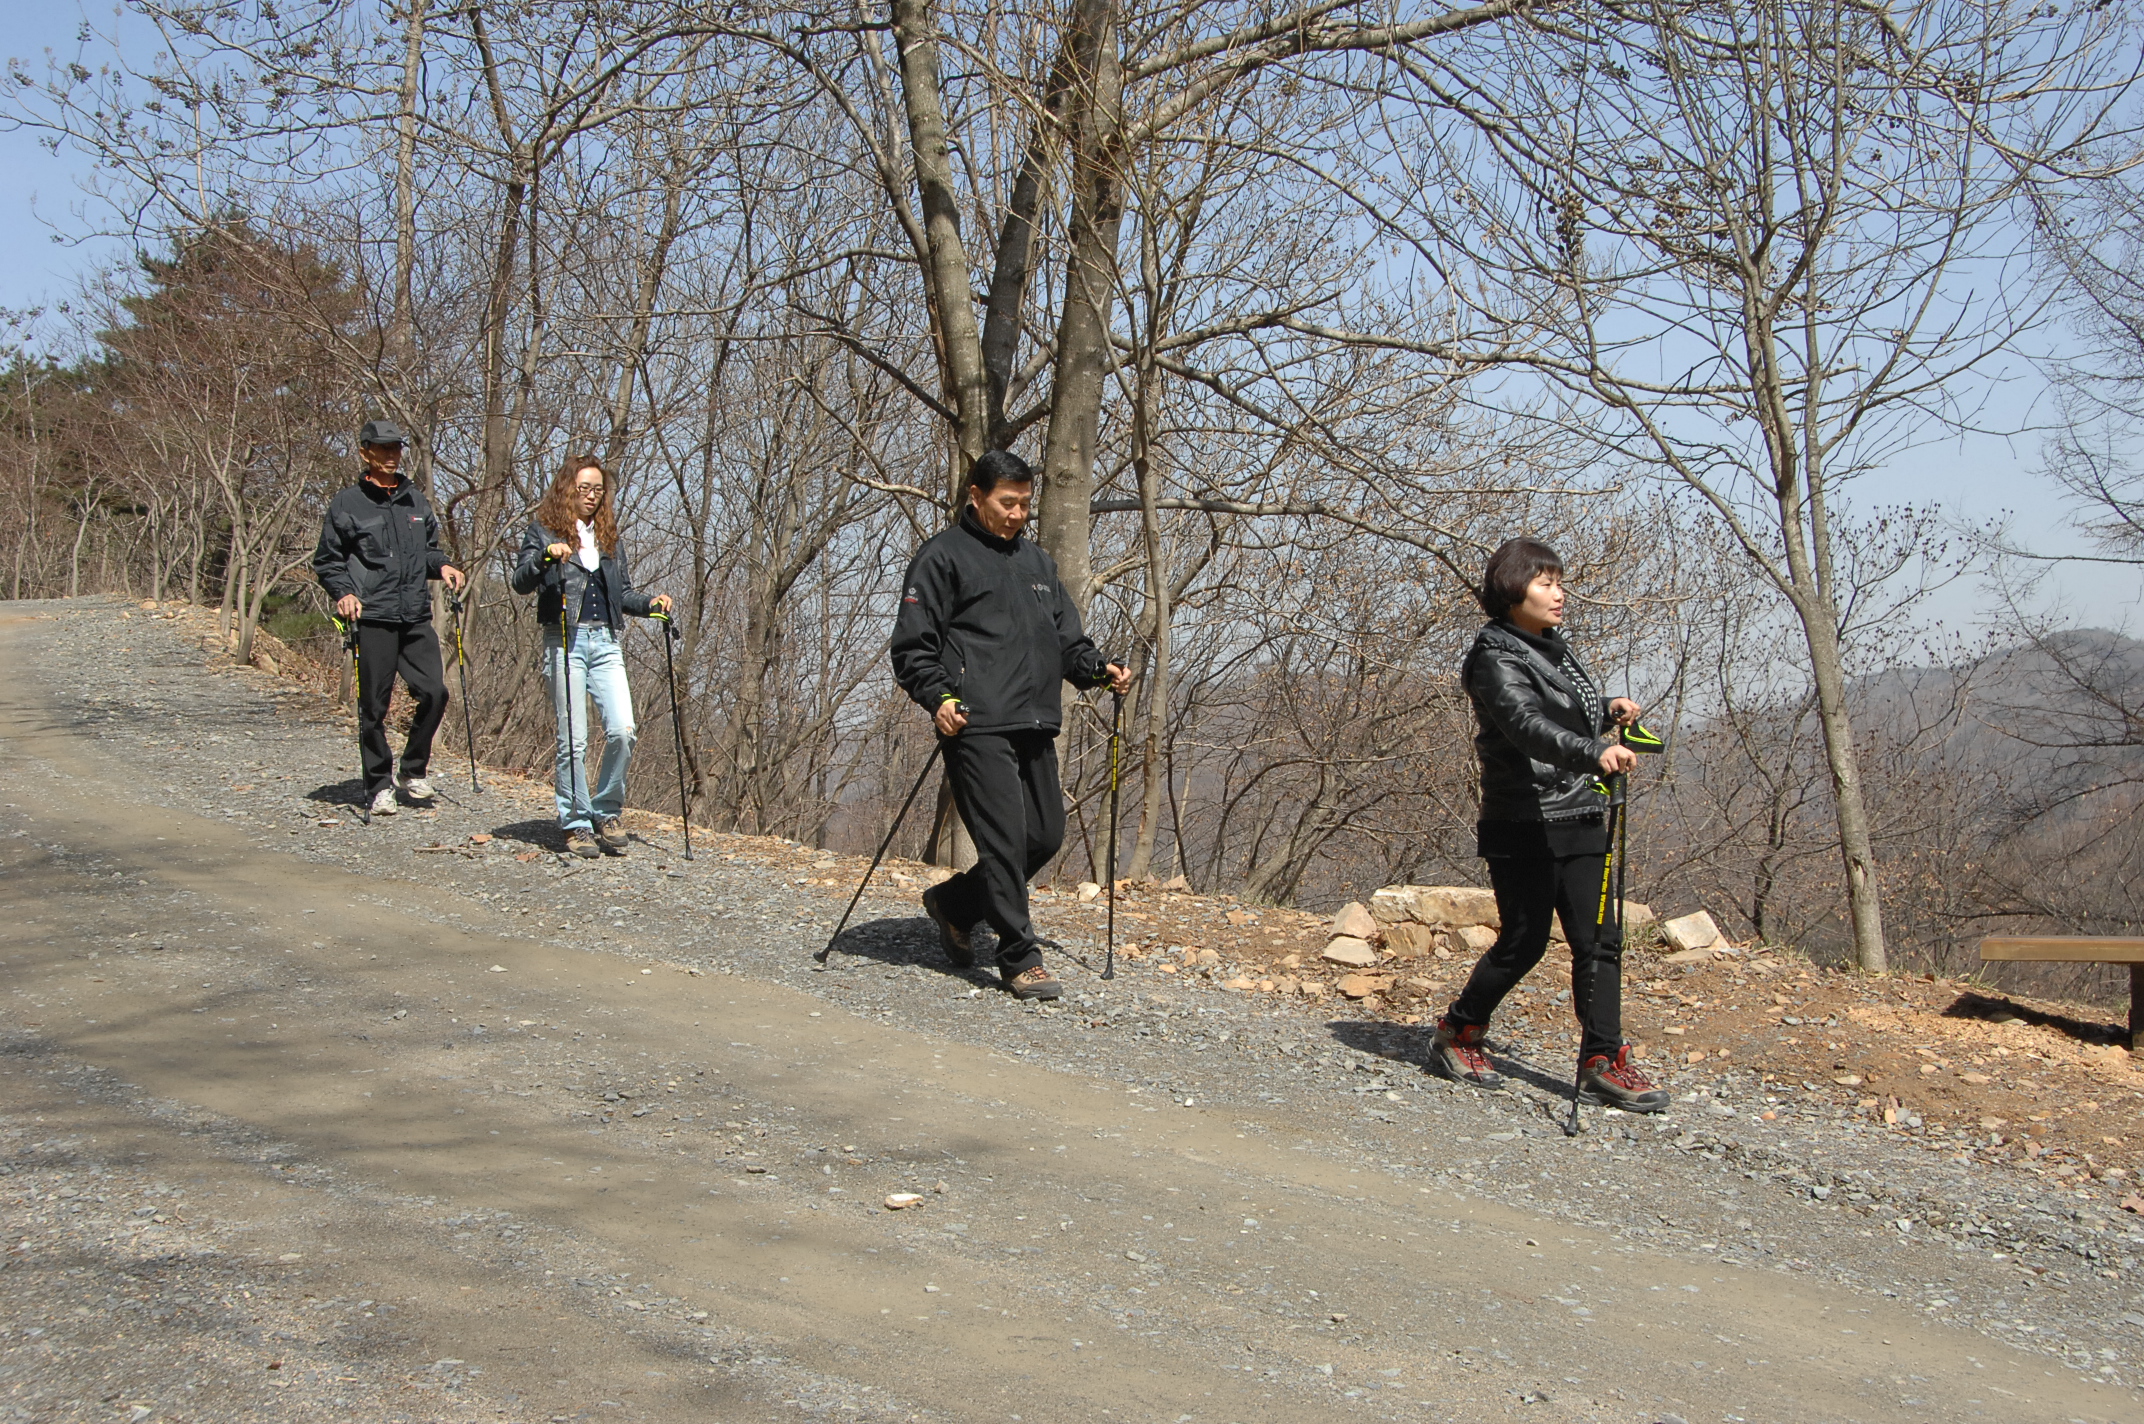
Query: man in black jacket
891 450 1131 1000
312 419 465 819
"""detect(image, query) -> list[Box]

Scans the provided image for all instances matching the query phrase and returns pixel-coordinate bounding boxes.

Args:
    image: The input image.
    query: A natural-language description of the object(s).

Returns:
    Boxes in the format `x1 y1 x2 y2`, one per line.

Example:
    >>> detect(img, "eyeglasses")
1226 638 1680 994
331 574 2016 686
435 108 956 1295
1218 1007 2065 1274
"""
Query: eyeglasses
574 483 603 494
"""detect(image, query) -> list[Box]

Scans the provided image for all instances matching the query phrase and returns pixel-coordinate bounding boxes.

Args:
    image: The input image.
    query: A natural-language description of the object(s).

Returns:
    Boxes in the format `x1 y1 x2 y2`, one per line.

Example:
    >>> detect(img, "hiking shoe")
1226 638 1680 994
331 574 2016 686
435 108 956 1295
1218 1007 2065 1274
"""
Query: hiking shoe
565 828 601 859
1004 964 1062 1001
922 884 974 968
369 785 399 817
595 816 629 855
1578 1046 1669 1113
1429 1017 1503 1089
402 776 436 802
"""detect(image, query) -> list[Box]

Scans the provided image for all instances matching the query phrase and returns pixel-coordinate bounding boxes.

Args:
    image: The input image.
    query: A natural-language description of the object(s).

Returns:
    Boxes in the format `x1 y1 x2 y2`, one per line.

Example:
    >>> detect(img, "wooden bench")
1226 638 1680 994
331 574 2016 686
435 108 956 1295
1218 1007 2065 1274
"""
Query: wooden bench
1978 937 2144 1051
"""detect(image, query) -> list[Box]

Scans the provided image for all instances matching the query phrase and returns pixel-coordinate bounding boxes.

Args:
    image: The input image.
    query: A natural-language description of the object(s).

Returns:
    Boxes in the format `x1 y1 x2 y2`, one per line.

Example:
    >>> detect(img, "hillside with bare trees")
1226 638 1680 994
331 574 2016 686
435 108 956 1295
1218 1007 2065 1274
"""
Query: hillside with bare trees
4 0 2143 987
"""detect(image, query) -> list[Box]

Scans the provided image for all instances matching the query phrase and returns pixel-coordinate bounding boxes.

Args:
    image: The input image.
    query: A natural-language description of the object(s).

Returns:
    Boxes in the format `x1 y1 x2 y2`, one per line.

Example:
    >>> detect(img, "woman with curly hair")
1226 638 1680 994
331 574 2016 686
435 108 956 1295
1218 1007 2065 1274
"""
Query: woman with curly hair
510 457 672 858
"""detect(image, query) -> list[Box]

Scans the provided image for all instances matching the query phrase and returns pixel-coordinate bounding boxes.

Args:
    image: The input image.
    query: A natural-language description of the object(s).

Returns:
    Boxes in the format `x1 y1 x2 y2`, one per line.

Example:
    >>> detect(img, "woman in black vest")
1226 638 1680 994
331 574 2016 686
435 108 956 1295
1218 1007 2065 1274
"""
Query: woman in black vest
1428 537 1667 1112
511 456 671 858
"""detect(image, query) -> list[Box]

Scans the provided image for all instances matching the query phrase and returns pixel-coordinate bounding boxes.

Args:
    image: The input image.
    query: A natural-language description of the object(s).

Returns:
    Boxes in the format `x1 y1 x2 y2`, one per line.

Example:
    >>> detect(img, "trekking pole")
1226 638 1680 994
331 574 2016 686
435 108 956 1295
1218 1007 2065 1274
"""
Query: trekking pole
1569 774 1624 1139
557 592 583 837
816 742 945 966
1569 719 1662 1137
650 609 693 861
447 591 481 793
1103 689 1124 981
331 615 369 826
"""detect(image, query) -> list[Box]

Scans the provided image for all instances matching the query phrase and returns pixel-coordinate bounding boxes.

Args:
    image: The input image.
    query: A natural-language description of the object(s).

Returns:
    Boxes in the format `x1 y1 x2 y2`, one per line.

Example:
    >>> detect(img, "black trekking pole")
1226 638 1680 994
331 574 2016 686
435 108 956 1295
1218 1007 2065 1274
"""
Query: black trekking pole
650 609 693 861
1569 769 1626 1138
447 591 481 794
332 615 369 826
1103 689 1124 981
1567 719 1662 1137
816 741 945 966
554 589 585 844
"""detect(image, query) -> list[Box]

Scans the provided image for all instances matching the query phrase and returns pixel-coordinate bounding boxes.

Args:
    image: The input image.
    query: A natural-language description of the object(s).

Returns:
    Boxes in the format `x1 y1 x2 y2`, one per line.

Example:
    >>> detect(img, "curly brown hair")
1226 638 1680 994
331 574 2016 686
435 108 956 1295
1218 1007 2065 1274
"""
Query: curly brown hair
533 455 618 555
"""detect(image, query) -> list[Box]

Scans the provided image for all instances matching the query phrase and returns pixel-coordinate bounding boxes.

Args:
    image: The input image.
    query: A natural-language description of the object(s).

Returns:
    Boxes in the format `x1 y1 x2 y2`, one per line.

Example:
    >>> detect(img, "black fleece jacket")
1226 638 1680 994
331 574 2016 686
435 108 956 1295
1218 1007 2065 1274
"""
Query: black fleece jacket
890 509 1109 736
508 519 656 635
1462 620 1614 822
312 476 451 625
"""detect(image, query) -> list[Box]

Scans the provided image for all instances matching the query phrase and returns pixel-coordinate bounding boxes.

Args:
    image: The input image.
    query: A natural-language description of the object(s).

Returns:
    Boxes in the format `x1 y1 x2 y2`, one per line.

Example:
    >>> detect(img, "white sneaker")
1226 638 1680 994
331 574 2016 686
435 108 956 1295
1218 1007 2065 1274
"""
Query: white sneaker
370 785 400 817
402 776 436 802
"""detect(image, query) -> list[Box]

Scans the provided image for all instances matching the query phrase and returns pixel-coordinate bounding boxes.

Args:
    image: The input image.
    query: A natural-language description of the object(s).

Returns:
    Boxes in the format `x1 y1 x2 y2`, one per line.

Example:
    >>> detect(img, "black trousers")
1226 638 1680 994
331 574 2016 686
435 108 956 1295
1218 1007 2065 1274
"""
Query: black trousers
936 729 1063 974
1446 852 1624 1063
354 619 448 794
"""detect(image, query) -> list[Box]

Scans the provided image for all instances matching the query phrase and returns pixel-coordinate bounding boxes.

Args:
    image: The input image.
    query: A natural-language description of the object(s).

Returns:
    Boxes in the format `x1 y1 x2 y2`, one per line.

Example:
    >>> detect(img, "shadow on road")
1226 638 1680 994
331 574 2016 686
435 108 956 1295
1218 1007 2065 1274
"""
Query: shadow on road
305 779 368 811
817 914 987 983
1326 1018 1584 1100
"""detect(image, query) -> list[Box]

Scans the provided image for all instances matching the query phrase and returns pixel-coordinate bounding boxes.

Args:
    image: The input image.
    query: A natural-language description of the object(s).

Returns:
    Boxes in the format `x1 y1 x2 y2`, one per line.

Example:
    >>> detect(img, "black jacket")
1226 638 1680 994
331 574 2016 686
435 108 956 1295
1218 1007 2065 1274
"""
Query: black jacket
890 510 1109 736
1462 620 1613 822
509 519 656 635
312 477 451 625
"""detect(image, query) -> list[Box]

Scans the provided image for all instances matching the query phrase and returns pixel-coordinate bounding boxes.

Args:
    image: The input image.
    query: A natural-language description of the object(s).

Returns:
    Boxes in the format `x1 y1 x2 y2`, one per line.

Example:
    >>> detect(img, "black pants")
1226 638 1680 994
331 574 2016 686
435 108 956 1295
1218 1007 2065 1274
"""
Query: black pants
1446 852 1624 1063
936 730 1063 974
354 619 448 794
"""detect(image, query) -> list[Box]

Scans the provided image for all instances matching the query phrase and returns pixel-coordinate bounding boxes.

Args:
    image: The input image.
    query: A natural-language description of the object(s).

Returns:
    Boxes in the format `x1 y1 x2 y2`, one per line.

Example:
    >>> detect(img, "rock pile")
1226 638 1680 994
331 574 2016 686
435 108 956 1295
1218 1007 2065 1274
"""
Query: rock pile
1291 883 1738 1004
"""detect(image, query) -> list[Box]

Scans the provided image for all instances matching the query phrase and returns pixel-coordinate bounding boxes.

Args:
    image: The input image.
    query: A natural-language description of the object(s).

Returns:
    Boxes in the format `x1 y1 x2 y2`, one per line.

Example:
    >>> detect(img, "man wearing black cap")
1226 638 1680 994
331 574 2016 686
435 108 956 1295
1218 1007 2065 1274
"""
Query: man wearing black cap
890 449 1131 1000
312 419 465 818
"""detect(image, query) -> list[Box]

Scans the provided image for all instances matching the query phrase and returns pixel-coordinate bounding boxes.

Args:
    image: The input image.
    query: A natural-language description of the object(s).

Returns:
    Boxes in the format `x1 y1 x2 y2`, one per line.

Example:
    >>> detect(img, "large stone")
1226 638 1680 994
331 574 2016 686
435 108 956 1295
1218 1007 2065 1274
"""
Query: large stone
1369 887 1420 923
1331 901 1379 939
1320 936 1379 968
1385 922 1439 959
1457 924 1499 953
1337 973 1391 999
1373 885 1499 928
1660 911 1723 953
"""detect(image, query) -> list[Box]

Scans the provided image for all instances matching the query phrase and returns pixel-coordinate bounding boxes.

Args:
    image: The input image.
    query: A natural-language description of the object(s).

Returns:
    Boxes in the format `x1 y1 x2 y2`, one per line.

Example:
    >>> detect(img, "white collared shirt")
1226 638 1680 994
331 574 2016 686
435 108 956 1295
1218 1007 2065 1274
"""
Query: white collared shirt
576 519 600 571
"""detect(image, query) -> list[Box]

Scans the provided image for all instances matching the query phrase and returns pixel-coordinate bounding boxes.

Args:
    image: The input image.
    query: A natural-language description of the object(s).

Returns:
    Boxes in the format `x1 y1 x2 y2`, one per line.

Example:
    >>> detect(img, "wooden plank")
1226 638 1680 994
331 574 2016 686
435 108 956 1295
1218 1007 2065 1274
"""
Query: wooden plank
1979 936 2144 963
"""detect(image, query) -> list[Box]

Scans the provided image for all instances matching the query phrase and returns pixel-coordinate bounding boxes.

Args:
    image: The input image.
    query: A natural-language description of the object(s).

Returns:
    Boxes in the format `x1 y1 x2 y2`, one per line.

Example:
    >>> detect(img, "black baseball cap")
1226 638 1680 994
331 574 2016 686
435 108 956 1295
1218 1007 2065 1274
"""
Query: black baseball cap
357 418 407 446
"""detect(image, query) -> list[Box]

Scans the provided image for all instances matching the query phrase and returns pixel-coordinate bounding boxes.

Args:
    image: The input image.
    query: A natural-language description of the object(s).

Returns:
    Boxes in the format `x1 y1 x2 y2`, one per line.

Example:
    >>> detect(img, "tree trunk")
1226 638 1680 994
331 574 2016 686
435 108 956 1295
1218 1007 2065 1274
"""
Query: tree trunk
1125 375 1169 881
1789 586 1887 969
390 0 426 495
1036 0 1125 616
889 0 992 493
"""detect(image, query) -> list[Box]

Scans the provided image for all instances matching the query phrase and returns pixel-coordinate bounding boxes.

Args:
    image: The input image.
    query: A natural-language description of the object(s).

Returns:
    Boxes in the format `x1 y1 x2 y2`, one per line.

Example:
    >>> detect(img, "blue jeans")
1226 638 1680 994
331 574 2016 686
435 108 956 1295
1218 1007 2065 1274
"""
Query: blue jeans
545 624 636 831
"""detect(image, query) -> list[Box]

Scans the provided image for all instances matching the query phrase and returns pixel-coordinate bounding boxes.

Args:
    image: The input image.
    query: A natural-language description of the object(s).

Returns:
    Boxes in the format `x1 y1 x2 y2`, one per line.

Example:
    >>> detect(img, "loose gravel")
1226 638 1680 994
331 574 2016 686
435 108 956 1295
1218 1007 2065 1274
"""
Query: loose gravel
7 596 2144 1418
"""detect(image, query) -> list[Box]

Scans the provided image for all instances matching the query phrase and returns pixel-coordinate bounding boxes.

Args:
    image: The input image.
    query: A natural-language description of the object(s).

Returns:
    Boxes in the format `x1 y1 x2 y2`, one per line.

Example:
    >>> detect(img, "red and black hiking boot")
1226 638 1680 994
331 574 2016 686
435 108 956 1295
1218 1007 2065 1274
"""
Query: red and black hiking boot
1429 1017 1503 1090
921 883 974 969
1578 1046 1669 1113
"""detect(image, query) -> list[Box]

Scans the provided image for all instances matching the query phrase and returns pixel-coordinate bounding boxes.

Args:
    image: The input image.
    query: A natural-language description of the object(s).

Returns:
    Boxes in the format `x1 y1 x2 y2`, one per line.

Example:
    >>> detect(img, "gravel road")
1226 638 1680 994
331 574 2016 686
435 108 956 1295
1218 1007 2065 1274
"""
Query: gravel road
2 596 2140 1423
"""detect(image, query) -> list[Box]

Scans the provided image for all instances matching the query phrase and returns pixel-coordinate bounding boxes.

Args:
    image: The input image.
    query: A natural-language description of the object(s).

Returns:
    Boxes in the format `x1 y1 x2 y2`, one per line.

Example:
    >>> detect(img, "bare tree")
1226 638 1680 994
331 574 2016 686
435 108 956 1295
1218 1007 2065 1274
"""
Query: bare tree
1375 0 2135 968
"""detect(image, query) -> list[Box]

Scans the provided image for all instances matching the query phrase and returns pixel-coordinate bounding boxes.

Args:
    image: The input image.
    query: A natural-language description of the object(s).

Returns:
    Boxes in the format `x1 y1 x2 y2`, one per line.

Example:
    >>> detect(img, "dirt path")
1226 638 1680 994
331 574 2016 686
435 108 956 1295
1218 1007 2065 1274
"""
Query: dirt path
1 599 2137 1423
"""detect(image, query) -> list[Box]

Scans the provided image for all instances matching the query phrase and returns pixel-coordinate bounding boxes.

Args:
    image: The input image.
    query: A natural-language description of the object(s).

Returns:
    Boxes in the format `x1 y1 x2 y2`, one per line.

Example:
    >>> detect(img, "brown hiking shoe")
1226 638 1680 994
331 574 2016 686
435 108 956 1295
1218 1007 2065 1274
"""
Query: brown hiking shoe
1578 1046 1669 1113
922 884 974 968
595 816 629 855
565 828 601 859
1429 1017 1504 1089
1004 964 1062 1001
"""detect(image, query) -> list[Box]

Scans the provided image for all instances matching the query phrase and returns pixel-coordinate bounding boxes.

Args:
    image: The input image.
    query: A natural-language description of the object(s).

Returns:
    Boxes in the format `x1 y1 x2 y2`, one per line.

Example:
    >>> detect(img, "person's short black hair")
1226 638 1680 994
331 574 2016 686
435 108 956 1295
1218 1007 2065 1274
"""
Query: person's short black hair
966 449 1034 498
1479 537 1564 618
